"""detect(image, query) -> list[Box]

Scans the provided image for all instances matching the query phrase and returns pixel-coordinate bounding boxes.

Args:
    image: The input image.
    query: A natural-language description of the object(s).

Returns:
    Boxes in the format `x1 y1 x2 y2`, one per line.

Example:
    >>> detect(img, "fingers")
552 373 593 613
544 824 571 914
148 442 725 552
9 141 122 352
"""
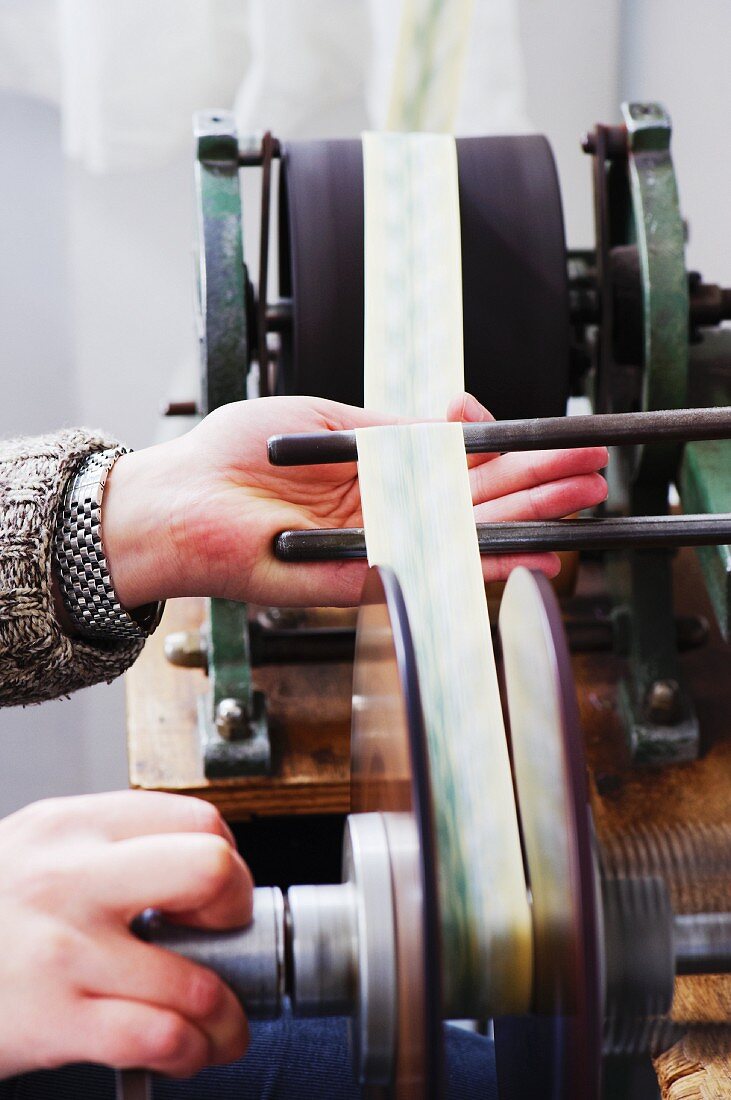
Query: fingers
316 398 403 432
26 791 236 848
91 834 253 927
446 391 498 469
81 934 248 1069
246 395 401 436
76 996 246 1077
446 391 495 426
469 447 609 507
482 552 561 583
84 931 230 1017
473 472 608 524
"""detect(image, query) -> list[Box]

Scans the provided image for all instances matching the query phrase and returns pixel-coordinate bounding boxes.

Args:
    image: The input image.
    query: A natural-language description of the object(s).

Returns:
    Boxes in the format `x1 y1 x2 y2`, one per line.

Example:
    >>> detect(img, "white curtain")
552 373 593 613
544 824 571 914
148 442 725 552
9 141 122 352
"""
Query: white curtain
0 0 529 170
236 0 530 137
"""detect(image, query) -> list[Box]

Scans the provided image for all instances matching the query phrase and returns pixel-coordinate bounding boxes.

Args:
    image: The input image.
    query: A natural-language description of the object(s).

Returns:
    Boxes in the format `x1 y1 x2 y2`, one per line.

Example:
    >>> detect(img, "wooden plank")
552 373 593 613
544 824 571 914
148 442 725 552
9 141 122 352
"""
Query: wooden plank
125 597 352 819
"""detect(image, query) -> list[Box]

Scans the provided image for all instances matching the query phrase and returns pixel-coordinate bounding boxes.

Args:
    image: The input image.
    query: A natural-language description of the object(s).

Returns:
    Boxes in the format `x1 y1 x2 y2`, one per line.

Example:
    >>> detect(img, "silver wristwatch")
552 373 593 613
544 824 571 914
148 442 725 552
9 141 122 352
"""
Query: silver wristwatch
53 448 164 643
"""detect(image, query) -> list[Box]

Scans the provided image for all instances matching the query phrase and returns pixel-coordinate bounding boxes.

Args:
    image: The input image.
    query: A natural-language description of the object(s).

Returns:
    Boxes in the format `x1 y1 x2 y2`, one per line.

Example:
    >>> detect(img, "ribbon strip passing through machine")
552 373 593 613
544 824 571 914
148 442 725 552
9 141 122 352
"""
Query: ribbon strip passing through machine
119 119 731 1100
156 101 731 781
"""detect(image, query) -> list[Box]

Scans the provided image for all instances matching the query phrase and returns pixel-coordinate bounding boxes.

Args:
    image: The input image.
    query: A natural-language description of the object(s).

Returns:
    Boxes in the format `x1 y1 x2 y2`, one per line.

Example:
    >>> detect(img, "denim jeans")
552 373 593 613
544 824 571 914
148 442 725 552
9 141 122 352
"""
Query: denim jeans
0 1019 496 1099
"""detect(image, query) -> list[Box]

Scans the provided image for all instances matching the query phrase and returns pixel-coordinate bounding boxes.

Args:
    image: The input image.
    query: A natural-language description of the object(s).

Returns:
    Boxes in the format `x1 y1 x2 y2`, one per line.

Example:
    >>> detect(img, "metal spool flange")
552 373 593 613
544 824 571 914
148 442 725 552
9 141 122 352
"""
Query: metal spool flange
496 568 603 1100
351 565 443 1099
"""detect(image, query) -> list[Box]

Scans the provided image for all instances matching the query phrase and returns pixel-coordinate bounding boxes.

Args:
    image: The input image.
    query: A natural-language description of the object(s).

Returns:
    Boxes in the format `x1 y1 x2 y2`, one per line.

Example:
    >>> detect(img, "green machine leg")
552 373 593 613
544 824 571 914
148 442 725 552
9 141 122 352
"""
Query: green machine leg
681 329 731 642
590 103 699 764
199 600 269 778
611 547 698 764
193 109 270 777
682 439 731 641
580 101 731 763
613 104 696 764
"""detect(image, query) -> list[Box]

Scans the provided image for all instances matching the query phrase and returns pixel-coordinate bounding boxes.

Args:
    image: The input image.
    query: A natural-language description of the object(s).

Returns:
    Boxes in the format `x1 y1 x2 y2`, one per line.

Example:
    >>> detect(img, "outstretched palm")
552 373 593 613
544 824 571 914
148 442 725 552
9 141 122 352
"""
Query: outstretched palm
176 394 607 607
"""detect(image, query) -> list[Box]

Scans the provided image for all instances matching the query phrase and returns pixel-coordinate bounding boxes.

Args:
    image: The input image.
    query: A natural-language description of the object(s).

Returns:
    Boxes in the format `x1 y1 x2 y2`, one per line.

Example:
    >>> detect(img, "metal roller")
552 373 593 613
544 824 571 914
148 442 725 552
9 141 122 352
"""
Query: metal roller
458 135 569 420
497 567 604 1099
278 140 364 405
350 565 443 1098
278 137 570 419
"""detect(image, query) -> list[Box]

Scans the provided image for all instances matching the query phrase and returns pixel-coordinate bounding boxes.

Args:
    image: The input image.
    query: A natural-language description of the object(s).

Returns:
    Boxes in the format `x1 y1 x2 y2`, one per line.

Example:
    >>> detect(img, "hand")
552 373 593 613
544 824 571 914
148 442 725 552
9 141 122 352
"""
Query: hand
103 393 607 608
0 791 252 1079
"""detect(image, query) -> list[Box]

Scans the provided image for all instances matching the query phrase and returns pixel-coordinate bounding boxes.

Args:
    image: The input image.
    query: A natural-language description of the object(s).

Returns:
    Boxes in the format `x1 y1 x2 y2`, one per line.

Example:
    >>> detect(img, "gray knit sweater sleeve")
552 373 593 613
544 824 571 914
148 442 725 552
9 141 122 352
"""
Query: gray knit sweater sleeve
0 429 145 706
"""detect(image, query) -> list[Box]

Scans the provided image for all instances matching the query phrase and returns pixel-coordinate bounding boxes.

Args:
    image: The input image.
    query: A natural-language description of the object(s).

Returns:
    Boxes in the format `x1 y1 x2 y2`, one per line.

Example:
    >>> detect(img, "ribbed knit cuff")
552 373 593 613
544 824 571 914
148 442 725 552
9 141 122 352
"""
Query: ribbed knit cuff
0 428 145 706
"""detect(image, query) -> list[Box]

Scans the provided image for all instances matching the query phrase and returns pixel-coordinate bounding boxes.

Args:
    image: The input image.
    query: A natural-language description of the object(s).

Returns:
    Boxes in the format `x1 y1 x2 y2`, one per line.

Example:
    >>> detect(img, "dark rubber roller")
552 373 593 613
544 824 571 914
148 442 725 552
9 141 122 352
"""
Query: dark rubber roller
278 135 570 419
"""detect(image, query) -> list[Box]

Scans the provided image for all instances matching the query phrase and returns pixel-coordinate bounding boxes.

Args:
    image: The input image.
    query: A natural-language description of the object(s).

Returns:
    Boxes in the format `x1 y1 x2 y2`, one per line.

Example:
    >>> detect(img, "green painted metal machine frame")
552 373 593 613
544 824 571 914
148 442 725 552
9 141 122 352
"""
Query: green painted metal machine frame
586 102 731 764
185 102 731 776
193 110 269 777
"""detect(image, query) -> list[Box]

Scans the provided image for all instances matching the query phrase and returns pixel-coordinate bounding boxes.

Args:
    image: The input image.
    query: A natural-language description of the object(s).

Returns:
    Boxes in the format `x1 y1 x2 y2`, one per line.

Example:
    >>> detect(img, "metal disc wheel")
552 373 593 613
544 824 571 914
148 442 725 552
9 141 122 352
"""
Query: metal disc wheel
495 568 603 1100
351 565 443 1099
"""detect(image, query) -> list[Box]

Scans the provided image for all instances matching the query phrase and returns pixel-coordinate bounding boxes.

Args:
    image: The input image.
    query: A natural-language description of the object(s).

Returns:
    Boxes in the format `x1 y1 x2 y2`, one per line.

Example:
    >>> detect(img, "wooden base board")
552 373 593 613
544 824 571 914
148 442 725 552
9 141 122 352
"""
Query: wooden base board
126 596 352 818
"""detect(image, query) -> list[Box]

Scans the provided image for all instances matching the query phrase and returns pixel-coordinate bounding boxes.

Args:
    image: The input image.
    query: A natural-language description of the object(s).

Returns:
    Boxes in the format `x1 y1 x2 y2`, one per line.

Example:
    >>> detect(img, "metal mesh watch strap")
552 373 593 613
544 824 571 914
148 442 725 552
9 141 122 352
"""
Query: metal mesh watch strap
53 448 164 643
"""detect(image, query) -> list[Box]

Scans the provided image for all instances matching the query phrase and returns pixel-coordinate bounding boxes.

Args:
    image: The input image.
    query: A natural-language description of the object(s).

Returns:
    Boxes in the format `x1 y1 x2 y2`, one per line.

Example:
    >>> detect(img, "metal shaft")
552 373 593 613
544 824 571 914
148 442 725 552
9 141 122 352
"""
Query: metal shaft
132 816 398 1089
274 513 731 562
674 912 731 975
115 1070 152 1100
134 887 287 1019
267 406 731 466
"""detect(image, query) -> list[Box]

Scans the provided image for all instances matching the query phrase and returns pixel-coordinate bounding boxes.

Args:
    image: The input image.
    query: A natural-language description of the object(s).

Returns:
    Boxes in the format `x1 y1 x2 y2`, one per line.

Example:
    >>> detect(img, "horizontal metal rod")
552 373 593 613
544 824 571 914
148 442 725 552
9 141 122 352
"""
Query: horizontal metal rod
249 621 356 665
116 1070 151 1100
249 611 708 662
267 406 731 467
274 513 731 562
674 912 731 975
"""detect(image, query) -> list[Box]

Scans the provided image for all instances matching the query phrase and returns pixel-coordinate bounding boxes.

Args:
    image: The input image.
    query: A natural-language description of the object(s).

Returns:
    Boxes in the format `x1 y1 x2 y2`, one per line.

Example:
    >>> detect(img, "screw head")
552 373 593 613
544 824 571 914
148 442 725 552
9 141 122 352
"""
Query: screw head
164 631 207 669
215 697 247 740
645 679 681 724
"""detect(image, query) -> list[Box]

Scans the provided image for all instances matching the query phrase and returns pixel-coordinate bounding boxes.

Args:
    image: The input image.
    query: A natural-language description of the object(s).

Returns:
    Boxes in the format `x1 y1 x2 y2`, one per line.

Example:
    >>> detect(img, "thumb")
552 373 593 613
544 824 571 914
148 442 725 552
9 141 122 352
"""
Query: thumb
446 392 498 467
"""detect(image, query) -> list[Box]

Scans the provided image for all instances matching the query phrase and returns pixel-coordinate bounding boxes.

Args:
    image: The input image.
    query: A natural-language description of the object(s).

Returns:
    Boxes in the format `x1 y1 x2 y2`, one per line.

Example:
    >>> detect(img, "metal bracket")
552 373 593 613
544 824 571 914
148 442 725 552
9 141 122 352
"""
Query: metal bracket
610 551 698 764
622 101 689 486
617 103 696 763
193 110 271 776
681 328 731 641
194 109 250 412
585 102 701 764
200 598 270 777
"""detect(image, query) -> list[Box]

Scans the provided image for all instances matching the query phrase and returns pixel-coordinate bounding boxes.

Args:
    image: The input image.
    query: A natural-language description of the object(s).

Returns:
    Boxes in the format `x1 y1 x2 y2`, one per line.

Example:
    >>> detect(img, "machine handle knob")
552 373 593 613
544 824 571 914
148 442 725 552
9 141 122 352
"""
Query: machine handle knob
133 886 286 1020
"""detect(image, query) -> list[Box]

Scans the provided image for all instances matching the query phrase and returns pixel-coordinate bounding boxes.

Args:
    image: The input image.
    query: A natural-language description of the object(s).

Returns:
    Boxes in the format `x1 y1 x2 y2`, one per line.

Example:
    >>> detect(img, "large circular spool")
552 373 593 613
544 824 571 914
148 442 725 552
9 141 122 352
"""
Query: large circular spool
496 568 602 1100
351 565 443 1099
279 136 570 420
351 566 604 1097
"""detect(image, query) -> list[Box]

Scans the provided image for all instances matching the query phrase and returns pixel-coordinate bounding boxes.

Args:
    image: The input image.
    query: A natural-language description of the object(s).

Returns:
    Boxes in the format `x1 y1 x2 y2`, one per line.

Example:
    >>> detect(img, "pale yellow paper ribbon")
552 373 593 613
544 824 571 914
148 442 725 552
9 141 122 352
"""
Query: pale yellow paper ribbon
356 131 532 1016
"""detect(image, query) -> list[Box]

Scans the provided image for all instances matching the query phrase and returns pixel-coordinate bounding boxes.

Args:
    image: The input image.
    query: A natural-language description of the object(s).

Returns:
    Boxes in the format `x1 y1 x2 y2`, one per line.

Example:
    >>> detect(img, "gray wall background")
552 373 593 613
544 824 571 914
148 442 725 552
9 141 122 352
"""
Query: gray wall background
1 0 730 815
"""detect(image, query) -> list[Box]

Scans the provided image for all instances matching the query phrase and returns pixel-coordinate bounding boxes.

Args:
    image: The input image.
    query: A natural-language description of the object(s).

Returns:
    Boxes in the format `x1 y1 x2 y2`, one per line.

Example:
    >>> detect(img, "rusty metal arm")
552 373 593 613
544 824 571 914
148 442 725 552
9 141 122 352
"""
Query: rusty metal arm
267 406 731 467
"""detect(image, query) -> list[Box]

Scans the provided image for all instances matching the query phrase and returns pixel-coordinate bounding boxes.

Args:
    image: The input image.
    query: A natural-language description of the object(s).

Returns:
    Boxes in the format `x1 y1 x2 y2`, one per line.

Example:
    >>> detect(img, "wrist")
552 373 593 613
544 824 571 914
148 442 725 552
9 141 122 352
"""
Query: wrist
102 444 185 608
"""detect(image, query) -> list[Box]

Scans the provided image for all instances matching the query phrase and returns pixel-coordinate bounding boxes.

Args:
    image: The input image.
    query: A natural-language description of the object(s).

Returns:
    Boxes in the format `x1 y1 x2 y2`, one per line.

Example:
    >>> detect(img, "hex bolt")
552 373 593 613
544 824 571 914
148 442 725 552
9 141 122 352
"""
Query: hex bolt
164 631 208 669
645 678 681 724
581 125 627 159
215 697 248 740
